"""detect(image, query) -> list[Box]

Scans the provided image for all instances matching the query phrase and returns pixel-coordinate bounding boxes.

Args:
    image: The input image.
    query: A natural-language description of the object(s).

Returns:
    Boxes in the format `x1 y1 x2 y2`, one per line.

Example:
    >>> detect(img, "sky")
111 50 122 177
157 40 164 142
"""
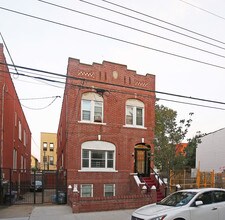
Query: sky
1 0 225 160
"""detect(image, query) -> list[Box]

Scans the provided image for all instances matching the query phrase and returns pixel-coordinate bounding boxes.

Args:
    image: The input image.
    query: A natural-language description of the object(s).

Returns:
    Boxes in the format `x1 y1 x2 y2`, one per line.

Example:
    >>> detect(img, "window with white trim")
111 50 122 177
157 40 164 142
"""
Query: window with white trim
13 148 17 170
80 184 93 197
18 120 22 140
81 141 116 171
23 130 26 146
104 184 115 197
126 99 144 127
81 92 103 123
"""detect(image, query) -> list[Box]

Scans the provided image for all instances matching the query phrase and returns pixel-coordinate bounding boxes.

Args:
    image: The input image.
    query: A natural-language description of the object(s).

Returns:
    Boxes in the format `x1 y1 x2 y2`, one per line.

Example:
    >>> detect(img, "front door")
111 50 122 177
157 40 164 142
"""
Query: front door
134 145 151 177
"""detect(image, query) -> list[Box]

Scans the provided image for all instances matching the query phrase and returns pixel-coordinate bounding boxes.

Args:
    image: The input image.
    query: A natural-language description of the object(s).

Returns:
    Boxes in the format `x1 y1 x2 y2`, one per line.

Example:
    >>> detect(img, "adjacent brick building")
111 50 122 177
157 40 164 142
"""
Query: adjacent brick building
57 58 156 212
0 43 31 182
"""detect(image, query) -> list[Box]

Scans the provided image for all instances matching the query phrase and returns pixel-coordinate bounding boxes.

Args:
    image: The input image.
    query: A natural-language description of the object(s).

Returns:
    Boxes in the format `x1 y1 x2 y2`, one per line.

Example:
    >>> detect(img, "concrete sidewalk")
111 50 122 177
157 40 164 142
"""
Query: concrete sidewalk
0 205 134 220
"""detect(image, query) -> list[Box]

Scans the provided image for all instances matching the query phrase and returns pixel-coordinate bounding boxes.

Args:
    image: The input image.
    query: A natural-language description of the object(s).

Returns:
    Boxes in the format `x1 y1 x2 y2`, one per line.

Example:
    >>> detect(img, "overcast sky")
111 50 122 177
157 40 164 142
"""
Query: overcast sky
1 0 225 160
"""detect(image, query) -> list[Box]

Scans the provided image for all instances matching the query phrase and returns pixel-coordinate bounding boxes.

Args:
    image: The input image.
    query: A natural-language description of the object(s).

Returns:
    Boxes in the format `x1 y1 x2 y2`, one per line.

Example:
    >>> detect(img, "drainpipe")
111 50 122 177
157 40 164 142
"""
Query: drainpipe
0 83 5 169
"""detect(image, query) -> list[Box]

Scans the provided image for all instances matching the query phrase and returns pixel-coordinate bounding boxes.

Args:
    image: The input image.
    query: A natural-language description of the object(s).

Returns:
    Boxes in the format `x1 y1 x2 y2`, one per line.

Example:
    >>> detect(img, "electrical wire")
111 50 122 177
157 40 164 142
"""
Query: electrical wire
0 32 19 77
38 0 225 59
179 0 225 21
21 96 60 110
93 0 225 46
157 97 225 111
1 62 225 108
1 6 225 71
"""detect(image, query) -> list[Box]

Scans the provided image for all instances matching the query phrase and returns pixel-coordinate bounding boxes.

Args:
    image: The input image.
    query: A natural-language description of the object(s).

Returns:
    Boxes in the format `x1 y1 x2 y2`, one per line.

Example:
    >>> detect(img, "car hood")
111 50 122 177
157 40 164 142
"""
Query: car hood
133 203 181 217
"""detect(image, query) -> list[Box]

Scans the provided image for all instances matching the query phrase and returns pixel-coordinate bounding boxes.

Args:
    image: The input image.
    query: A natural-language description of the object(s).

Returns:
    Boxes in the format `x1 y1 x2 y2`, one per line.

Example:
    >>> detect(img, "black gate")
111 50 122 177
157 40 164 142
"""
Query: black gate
0 168 67 205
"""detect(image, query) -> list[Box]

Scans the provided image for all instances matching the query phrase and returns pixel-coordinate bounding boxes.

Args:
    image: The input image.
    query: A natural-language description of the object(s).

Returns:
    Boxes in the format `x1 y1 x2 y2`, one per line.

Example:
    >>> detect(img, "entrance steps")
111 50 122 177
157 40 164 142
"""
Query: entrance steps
142 176 165 202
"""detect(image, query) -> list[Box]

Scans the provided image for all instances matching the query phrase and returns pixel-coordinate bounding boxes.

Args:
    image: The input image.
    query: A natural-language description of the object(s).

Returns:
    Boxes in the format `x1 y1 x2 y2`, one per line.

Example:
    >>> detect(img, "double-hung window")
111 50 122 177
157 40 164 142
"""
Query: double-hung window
81 92 103 123
126 99 144 127
104 184 115 197
80 184 93 197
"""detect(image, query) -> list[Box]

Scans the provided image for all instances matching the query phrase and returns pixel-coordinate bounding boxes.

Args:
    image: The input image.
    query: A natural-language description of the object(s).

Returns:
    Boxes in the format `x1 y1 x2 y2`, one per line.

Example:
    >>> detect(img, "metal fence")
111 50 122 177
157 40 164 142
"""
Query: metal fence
0 168 67 205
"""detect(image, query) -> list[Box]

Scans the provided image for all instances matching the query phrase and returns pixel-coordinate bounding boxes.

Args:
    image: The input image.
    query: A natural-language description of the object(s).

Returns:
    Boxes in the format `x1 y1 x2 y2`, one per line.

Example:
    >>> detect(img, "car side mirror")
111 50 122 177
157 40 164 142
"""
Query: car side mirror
195 200 203 207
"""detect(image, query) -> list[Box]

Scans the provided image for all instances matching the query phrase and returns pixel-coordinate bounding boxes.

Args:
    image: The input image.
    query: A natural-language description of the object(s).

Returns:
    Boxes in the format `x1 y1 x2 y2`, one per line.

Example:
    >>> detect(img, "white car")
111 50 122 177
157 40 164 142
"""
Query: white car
131 188 225 220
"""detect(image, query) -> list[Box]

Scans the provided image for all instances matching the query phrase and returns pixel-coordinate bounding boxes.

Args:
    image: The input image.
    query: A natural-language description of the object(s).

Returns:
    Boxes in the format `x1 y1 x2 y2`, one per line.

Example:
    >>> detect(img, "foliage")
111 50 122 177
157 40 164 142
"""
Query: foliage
184 132 205 168
154 104 194 177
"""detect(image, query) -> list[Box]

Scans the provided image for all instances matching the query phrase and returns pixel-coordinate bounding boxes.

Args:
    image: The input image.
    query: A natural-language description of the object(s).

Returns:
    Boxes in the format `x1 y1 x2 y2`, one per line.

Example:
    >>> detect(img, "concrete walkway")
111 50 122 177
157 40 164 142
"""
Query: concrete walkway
0 205 134 220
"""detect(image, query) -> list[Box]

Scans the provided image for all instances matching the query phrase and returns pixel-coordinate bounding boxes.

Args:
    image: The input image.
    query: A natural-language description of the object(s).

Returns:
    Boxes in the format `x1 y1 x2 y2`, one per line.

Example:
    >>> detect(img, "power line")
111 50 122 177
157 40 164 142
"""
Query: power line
179 0 225 21
38 0 225 59
1 62 225 107
157 97 225 111
1 6 225 71
21 96 60 110
0 32 19 76
12 68 225 111
80 0 225 48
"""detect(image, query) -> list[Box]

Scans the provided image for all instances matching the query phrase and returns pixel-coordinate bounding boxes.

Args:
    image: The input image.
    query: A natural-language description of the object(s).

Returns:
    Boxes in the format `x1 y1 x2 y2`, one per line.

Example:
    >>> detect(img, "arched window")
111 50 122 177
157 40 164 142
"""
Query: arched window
81 92 103 123
81 141 116 171
126 99 144 127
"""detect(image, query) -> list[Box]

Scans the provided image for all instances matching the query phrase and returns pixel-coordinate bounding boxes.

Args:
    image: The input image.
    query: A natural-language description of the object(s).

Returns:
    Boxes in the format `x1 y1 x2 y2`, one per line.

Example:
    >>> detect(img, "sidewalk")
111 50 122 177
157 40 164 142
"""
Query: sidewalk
0 205 134 220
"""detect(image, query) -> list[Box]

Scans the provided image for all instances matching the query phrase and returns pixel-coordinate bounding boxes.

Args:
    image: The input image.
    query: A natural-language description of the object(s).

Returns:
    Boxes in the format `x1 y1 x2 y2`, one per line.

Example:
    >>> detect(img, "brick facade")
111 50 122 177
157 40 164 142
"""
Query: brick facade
0 43 31 175
57 58 156 212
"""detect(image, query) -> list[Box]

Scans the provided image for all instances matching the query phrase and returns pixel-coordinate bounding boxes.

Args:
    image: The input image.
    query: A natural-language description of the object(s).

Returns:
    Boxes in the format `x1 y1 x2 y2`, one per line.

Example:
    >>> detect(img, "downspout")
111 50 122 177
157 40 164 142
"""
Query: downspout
0 83 5 169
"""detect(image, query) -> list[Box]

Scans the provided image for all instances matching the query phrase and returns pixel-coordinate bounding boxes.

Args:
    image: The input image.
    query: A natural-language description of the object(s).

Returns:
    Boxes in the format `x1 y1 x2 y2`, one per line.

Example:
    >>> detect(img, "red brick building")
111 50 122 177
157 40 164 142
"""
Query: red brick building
0 43 31 180
57 58 157 212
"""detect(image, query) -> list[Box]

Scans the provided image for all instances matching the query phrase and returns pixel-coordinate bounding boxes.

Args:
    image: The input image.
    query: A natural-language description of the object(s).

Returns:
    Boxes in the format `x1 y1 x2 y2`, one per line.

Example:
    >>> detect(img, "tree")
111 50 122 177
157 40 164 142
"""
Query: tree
154 104 194 184
184 132 204 168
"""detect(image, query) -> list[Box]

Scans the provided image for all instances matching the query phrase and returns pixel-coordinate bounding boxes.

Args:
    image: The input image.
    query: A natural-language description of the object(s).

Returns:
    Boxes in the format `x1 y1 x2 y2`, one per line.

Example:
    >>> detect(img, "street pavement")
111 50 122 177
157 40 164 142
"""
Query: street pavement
0 205 134 220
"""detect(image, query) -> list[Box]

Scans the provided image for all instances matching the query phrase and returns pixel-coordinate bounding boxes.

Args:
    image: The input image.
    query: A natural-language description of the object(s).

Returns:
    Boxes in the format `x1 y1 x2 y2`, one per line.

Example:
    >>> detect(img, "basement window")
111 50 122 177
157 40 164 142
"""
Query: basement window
104 184 115 197
80 184 93 197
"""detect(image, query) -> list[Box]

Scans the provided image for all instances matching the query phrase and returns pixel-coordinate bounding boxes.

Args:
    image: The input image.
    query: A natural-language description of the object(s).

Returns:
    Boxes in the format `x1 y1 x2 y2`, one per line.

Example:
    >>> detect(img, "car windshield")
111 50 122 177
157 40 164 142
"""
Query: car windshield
157 191 197 207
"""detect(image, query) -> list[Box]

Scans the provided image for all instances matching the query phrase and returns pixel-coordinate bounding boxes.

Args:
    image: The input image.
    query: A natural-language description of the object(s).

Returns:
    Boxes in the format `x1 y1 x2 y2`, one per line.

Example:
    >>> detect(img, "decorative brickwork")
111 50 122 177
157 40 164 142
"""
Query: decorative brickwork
58 58 156 212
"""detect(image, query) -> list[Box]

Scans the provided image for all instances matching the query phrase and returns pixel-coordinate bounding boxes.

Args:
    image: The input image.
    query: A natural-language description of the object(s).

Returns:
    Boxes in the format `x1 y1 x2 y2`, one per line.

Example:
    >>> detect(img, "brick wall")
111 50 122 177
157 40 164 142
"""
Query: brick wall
58 58 156 211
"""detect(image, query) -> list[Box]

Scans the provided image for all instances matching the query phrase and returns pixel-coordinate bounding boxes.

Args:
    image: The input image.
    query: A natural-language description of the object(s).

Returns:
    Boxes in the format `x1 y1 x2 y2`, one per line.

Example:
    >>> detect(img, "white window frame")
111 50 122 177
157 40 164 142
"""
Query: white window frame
23 130 26 146
80 184 93 197
13 148 17 170
81 92 104 123
21 155 24 172
104 184 115 197
18 120 22 140
125 99 145 128
80 141 116 172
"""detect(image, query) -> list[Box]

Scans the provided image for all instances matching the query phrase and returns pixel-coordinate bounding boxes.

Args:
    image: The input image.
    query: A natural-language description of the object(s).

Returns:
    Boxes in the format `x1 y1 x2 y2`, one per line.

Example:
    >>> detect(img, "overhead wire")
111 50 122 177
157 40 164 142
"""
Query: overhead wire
8 68 225 111
21 96 60 110
0 32 19 77
1 6 225 71
92 0 225 46
1 62 225 108
37 0 225 59
178 0 225 21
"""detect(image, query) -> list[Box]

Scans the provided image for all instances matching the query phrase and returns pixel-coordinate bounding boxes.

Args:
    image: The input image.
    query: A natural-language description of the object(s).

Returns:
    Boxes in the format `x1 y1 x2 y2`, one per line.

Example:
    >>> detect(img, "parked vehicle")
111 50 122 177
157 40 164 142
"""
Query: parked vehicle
131 188 225 220
30 180 43 192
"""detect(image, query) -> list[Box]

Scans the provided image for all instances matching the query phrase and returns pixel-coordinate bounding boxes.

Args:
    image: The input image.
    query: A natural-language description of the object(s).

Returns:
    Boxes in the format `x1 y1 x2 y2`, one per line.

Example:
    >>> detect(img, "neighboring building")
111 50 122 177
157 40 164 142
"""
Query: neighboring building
57 58 157 212
31 155 39 171
196 128 225 173
176 143 188 155
40 132 57 170
0 43 31 173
